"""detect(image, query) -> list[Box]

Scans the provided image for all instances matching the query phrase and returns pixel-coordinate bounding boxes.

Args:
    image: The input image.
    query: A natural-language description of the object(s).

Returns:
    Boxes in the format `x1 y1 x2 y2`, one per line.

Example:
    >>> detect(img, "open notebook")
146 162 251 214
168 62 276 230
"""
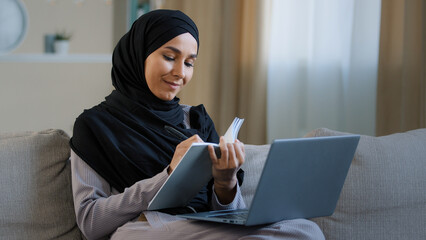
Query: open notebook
147 117 244 211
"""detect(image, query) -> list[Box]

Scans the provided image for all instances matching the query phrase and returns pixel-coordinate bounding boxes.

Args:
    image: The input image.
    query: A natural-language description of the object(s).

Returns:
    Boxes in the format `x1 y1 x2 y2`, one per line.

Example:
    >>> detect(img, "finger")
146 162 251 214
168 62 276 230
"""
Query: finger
179 135 202 149
208 145 219 165
236 139 245 155
177 134 204 156
219 137 228 168
236 140 245 158
178 136 194 149
234 142 245 167
227 143 238 169
189 134 203 143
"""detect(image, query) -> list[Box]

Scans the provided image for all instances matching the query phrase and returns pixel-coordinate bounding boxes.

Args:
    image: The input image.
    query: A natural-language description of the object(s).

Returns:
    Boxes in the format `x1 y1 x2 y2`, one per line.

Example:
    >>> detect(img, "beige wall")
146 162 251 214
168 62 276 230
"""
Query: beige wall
16 0 115 54
0 0 127 135
0 63 112 134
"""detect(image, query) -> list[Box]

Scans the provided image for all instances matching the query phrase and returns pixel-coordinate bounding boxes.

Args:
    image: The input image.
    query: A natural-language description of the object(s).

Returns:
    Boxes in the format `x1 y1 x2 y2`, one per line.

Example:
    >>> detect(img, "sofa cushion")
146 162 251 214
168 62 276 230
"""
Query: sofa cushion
0 129 81 239
306 128 426 240
240 144 270 206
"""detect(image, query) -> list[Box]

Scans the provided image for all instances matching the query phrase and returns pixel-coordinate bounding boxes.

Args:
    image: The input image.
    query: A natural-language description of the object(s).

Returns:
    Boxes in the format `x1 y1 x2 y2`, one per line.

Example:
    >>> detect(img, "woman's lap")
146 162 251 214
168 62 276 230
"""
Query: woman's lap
110 211 324 240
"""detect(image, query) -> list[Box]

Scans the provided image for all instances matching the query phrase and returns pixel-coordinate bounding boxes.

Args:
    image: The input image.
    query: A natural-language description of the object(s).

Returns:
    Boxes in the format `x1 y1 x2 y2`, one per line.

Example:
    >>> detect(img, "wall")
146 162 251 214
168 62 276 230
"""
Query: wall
15 0 114 54
0 63 112 134
0 0 127 135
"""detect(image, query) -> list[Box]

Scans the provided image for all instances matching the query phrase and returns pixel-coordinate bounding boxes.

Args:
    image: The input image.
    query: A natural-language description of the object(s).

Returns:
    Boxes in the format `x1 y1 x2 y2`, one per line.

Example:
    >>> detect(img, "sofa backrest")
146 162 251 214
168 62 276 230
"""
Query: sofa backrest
242 128 426 239
0 129 82 240
3 128 425 240
240 144 271 206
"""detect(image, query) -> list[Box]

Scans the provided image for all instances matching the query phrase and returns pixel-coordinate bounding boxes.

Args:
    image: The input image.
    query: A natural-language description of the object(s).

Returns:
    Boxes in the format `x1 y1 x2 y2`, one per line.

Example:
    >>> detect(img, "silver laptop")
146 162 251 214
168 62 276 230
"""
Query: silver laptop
178 135 360 226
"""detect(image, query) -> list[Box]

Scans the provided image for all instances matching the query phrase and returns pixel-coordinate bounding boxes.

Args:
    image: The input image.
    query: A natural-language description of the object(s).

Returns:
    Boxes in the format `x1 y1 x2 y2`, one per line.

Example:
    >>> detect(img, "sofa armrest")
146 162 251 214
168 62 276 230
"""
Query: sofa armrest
0 129 82 240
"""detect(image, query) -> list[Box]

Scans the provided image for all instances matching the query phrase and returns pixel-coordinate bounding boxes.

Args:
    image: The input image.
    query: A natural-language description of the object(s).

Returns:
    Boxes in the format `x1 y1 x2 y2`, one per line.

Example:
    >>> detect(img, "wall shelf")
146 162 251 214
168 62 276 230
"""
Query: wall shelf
0 53 112 63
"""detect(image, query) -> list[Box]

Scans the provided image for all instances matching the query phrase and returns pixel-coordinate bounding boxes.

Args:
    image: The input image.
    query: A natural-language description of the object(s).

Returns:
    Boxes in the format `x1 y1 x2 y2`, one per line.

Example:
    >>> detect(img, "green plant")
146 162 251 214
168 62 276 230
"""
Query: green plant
55 30 72 41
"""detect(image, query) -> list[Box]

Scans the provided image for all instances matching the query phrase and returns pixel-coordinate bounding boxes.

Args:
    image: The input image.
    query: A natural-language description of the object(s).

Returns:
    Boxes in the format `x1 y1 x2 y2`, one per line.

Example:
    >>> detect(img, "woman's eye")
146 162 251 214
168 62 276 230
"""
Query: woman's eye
185 62 194 67
163 55 174 61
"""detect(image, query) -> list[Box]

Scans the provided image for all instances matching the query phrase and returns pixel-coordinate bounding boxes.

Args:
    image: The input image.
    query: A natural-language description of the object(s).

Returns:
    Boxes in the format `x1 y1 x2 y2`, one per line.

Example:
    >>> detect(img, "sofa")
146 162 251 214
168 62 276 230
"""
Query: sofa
1 128 425 239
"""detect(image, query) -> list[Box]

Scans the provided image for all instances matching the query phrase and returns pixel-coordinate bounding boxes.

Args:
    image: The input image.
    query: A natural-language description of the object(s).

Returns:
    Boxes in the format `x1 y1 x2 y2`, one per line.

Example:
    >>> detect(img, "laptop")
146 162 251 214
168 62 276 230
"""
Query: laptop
178 135 360 226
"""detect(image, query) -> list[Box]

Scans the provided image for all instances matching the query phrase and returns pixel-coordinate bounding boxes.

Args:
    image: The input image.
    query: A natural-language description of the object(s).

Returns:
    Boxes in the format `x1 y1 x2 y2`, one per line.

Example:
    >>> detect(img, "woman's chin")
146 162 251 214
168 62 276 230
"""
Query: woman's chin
157 93 177 101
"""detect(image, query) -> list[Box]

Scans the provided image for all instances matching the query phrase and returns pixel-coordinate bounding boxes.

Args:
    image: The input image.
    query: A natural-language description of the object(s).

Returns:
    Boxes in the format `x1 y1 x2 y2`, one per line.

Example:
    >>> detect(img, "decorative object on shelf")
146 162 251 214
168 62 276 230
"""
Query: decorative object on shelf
54 30 72 55
44 34 56 53
0 0 28 55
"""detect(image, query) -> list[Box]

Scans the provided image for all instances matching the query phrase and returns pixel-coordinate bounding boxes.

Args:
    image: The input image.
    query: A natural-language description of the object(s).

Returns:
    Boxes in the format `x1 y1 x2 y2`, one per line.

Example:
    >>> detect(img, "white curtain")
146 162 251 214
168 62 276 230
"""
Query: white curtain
267 0 381 141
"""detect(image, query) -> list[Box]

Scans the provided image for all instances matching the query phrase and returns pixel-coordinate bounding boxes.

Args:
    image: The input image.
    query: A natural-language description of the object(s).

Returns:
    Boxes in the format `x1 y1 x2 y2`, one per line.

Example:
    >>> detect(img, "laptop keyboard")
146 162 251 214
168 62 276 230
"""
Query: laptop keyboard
207 211 248 221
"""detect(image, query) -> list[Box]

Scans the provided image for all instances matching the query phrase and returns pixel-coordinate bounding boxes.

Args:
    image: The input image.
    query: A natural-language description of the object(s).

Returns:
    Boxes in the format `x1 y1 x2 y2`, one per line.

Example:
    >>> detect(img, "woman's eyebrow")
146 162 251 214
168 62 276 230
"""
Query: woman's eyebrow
165 46 197 58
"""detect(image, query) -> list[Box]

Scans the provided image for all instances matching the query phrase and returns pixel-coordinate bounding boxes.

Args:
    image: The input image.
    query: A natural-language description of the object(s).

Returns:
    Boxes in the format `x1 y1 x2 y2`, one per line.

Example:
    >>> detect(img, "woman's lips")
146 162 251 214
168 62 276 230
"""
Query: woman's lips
163 79 181 89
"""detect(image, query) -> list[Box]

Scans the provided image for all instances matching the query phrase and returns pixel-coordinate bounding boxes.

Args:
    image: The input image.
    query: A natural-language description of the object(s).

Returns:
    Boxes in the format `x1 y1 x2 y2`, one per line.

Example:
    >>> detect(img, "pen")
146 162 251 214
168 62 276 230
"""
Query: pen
164 125 189 141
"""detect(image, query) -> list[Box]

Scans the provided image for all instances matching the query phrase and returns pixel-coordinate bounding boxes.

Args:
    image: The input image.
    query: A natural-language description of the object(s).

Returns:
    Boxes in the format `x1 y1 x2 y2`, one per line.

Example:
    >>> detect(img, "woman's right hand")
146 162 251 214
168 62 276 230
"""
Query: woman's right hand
168 134 204 175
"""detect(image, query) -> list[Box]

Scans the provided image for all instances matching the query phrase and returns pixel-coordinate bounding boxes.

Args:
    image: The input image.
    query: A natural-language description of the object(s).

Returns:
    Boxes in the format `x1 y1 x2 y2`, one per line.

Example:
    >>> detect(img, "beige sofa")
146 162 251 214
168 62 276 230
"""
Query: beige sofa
1 128 425 239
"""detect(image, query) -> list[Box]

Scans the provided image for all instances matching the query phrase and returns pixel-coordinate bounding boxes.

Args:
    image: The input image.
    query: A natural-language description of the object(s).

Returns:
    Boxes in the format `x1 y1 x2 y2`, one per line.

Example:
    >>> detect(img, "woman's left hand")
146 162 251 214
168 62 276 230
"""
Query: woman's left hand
208 136 245 204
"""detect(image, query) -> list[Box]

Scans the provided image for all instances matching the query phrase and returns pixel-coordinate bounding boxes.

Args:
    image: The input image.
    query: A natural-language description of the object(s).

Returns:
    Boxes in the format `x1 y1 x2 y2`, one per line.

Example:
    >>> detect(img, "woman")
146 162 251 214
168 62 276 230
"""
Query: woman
70 9 324 240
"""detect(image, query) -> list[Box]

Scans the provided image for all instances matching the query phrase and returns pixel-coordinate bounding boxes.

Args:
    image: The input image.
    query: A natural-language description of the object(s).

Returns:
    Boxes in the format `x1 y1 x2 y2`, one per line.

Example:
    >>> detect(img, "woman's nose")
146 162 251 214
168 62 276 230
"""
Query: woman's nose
172 62 185 79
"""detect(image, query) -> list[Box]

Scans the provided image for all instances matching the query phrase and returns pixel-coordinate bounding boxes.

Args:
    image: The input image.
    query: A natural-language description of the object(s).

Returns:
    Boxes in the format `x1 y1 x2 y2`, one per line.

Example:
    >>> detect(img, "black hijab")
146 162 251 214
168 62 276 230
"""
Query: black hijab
70 10 221 211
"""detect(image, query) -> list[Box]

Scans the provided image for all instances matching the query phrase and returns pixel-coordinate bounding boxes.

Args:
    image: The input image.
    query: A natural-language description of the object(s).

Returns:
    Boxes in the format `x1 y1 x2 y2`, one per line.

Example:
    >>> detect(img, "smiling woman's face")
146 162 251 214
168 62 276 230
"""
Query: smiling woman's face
144 32 198 101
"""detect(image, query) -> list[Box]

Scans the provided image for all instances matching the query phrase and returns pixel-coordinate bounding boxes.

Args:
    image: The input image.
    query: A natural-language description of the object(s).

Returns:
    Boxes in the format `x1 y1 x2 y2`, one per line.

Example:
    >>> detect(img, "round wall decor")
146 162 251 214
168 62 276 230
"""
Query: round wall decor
0 0 28 54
